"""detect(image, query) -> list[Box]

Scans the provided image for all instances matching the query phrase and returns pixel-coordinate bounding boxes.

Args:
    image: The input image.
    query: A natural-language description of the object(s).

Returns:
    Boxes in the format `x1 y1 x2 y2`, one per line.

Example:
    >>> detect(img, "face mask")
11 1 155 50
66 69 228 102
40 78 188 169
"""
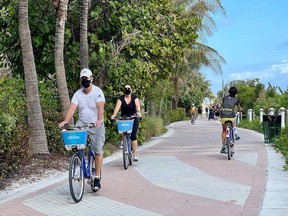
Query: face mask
124 89 131 95
81 79 91 88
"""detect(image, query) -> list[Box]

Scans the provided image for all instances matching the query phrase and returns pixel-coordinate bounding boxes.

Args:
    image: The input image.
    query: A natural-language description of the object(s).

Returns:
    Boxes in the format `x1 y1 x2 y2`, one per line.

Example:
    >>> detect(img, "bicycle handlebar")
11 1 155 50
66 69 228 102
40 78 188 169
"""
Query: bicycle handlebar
113 115 138 121
63 123 95 130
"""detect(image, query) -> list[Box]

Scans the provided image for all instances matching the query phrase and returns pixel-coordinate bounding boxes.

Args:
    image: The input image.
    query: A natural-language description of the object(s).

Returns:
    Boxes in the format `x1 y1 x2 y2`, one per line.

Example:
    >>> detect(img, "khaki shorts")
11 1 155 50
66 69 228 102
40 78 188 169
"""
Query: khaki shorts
220 117 235 124
76 121 105 155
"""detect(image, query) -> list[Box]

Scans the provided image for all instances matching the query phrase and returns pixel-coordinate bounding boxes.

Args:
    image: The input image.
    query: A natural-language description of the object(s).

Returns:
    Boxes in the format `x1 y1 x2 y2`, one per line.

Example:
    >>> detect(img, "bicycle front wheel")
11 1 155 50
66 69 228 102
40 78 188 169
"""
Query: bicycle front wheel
122 135 129 170
128 138 133 166
69 153 84 203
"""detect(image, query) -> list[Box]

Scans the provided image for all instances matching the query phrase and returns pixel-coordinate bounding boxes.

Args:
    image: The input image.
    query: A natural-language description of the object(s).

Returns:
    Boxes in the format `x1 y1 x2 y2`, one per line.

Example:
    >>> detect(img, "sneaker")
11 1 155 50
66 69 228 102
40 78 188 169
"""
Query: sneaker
93 177 101 190
220 145 226 154
119 141 123 148
87 168 96 184
235 134 240 140
133 157 138 162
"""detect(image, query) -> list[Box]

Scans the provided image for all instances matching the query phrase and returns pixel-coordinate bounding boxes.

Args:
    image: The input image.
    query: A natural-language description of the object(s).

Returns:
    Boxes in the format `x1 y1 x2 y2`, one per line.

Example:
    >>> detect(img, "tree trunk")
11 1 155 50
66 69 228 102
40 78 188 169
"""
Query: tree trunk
172 74 179 109
80 0 89 69
150 100 156 117
18 0 49 154
157 97 163 116
54 0 72 123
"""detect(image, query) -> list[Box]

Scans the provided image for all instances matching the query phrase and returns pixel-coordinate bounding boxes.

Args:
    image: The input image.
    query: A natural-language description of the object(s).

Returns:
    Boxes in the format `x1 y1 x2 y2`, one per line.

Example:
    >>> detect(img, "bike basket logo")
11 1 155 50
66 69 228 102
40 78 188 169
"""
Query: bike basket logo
67 135 80 140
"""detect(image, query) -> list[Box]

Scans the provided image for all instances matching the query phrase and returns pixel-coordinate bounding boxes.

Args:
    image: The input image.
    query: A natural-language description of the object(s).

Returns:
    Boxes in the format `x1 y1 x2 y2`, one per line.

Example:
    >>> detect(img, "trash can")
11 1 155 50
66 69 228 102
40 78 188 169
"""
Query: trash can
262 115 281 143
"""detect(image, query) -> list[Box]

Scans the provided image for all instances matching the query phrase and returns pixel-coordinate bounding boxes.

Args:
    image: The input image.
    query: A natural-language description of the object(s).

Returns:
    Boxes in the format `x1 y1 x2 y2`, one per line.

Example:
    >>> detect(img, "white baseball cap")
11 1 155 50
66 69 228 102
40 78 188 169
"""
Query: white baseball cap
80 68 92 78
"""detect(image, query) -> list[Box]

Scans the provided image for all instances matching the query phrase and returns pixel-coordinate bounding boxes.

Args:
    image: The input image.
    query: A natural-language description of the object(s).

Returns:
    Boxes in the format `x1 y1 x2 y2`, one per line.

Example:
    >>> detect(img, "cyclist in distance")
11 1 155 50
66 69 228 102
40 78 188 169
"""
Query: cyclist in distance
59 68 105 190
219 86 242 153
111 84 142 162
190 103 197 124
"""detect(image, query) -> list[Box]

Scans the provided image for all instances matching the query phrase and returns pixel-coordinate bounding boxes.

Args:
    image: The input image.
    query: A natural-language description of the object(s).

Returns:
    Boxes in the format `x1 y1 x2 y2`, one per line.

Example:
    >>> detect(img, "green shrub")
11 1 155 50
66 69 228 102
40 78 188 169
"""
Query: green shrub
142 116 164 140
163 108 186 125
0 77 29 181
238 118 288 170
273 127 288 170
38 80 65 153
0 77 66 181
238 118 263 133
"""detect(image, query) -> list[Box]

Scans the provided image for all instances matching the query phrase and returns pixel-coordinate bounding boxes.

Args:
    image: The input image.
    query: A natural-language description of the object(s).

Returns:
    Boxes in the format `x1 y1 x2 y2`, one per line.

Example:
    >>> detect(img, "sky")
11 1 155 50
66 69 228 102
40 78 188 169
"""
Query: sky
203 0 288 95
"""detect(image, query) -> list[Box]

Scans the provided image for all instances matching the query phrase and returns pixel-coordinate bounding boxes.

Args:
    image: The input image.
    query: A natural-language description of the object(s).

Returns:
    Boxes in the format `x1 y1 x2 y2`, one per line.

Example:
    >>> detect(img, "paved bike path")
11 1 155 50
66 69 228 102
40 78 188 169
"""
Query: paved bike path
0 118 288 215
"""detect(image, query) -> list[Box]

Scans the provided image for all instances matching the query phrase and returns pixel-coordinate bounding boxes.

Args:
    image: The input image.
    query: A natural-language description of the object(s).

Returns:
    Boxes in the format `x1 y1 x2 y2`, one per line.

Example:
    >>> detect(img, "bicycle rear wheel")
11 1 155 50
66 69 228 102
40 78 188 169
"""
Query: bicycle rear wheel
122 135 129 170
69 153 84 203
226 139 232 160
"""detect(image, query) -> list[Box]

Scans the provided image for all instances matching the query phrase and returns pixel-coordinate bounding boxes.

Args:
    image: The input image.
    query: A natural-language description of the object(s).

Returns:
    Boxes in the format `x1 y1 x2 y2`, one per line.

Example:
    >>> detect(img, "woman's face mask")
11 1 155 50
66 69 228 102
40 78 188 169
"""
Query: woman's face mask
124 87 131 95
81 79 91 88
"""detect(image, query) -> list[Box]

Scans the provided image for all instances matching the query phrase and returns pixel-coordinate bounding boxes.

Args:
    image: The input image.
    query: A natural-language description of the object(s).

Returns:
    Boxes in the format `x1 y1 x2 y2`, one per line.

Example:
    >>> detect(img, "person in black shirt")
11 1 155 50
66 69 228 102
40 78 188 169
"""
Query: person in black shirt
111 84 142 161
219 86 242 153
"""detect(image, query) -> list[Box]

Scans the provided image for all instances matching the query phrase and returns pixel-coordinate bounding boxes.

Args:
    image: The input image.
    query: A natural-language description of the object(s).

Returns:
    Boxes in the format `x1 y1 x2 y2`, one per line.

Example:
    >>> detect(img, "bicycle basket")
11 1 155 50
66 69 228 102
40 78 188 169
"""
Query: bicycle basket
61 129 88 150
116 119 134 134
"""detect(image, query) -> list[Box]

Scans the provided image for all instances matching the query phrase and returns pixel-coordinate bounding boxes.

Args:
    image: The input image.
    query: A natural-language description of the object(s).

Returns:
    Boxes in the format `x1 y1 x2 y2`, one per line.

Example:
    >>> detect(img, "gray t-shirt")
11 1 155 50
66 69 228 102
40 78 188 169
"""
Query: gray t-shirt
71 85 105 124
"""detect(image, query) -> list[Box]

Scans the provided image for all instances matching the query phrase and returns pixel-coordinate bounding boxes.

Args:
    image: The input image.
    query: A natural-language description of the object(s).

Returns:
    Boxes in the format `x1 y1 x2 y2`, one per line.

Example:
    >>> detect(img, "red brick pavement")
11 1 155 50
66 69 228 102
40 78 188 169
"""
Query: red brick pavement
0 118 267 216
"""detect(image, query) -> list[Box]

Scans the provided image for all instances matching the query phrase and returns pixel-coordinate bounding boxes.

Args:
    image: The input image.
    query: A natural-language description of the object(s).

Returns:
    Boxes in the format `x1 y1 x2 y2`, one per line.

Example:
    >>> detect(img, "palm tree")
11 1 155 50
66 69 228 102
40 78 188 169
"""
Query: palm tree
18 0 49 154
171 0 226 109
53 0 72 123
80 0 89 69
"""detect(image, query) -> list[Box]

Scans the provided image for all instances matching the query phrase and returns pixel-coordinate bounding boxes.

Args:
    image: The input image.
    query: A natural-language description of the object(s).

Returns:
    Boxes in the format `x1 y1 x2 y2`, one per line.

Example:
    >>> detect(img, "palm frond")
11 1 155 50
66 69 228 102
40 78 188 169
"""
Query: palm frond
182 42 226 74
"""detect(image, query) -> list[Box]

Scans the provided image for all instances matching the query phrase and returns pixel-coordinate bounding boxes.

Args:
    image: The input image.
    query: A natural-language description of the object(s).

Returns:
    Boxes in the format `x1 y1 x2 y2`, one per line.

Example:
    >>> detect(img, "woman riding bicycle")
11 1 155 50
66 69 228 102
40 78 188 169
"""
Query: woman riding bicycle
111 84 142 161
190 103 197 124
219 86 242 153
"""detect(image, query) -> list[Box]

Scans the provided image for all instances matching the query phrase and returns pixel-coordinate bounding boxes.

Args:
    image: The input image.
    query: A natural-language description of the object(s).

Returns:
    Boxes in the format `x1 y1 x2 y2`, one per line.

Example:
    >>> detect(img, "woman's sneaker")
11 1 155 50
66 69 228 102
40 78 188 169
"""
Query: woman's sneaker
119 141 123 148
220 145 226 153
235 134 240 140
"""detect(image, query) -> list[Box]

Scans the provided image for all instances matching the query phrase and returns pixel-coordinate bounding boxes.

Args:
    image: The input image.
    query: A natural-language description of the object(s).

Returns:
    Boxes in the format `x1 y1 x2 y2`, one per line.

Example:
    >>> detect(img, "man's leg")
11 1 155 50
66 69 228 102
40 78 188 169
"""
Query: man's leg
95 154 103 177
90 125 105 189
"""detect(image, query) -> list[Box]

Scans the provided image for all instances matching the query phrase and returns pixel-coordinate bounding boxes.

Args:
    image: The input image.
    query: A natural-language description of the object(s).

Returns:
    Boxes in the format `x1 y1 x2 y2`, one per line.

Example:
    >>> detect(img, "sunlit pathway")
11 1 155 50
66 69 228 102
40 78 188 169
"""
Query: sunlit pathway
1 117 288 215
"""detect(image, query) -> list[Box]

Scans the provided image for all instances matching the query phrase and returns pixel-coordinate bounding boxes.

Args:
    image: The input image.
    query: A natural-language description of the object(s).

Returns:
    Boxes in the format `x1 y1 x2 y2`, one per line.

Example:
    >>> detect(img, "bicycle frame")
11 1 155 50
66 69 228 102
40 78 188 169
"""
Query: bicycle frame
62 124 99 203
76 145 95 179
116 116 135 169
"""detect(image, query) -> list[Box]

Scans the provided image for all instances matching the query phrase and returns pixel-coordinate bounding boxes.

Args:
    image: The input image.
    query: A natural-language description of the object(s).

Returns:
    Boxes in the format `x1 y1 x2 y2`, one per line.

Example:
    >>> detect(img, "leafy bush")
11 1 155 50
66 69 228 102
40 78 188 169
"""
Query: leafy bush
0 77 67 182
0 77 29 181
238 118 288 170
163 108 186 125
238 118 263 133
142 116 164 140
273 127 288 170
38 80 65 154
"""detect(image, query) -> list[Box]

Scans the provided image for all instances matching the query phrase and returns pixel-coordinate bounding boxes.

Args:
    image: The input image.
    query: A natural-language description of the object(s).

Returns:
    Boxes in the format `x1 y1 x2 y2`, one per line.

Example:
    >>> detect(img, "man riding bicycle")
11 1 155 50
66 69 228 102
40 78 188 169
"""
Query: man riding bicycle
219 86 241 153
59 68 105 190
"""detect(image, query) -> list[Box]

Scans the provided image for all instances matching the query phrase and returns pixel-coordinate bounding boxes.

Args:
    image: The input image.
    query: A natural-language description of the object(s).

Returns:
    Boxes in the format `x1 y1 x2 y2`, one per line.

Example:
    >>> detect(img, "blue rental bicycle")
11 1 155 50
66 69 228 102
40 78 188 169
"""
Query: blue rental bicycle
61 124 100 203
115 116 136 170
224 120 235 160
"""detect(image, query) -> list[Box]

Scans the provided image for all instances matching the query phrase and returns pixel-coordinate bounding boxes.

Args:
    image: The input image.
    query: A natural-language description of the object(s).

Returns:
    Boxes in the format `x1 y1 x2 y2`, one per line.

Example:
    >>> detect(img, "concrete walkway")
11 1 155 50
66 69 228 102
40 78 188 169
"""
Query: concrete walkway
0 118 288 216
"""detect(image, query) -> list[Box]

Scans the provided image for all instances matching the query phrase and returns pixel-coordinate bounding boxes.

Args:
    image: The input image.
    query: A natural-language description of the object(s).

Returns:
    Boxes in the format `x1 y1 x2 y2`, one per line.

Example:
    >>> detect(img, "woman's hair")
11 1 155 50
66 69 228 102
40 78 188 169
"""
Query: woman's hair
228 86 238 97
